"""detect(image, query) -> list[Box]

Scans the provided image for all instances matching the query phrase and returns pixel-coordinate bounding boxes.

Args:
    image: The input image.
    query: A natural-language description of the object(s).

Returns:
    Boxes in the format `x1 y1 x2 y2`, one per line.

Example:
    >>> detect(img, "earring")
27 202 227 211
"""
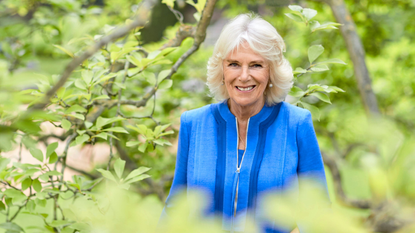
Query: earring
221 79 224 85
269 83 273 88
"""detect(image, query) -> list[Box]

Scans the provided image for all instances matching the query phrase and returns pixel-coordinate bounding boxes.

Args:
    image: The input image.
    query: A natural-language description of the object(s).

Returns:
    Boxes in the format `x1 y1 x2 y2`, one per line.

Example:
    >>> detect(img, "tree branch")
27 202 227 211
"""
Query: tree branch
323 0 380 116
30 0 157 111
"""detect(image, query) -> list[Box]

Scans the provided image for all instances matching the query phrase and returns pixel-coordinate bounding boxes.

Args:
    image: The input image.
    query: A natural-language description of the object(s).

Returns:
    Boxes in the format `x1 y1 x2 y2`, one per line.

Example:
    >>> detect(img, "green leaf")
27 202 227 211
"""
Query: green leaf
4 189 25 198
310 92 331 104
308 45 324 64
299 102 321 121
302 8 317 20
61 119 71 130
186 0 206 13
138 142 148 153
311 21 342 33
32 179 42 192
310 64 329 72
124 174 150 184
114 158 125 179
158 47 177 57
154 124 171 136
153 138 172 146
126 53 142 67
81 70 94 84
158 79 173 89
96 169 117 182
53 45 74 57
93 132 108 140
147 51 161 60
145 72 156 85
75 134 90 145
330 86 345 93
162 0 175 8
289 86 305 98
124 167 151 182
102 127 129 134
159 130 174 137
0 201 5 211
293 67 307 75
96 116 125 129
126 141 140 147
22 178 32 191
26 199 36 212
126 124 147 134
74 79 87 90
285 13 304 22
29 148 43 162
77 130 86 135
158 69 171 81
91 95 110 101
65 105 87 113
288 5 302 12
84 121 93 129
48 152 58 164
68 113 85 120
0 222 24 232
315 58 346 65
46 142 59 158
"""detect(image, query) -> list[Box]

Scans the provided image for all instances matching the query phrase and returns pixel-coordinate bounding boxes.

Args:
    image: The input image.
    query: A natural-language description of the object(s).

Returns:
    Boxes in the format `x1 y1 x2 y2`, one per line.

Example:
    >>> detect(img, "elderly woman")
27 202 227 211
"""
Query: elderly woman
161 13 329 233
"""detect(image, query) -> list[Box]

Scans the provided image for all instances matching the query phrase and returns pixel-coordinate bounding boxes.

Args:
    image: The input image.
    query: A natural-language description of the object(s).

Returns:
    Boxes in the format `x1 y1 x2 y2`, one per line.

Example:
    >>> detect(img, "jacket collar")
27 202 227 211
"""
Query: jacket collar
217 99 279 127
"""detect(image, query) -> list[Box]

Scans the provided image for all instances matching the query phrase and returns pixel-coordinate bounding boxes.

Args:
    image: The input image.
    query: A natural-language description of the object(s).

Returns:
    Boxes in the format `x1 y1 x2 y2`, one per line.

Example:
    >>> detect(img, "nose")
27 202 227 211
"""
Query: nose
239 65 250 82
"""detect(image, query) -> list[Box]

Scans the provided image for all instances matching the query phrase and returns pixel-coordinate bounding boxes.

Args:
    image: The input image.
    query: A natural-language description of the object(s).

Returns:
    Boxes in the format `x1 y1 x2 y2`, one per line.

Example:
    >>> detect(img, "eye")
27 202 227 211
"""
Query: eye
252 64 263 68
228 62 239 67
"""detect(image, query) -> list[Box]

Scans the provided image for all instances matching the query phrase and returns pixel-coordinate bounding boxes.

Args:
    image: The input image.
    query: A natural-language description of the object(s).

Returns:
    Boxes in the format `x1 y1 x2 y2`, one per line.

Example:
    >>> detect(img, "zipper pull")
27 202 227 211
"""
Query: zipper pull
236 168 240 173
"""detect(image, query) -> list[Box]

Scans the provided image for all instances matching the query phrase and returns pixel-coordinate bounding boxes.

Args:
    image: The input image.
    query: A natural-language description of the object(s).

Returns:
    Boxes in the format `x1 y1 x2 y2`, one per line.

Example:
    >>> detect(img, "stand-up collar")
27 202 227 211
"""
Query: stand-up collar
217 100 276 126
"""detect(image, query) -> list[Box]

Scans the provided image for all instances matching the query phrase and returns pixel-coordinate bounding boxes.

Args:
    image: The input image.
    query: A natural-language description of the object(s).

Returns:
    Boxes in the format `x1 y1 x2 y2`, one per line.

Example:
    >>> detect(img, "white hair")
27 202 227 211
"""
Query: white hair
206 13 293 106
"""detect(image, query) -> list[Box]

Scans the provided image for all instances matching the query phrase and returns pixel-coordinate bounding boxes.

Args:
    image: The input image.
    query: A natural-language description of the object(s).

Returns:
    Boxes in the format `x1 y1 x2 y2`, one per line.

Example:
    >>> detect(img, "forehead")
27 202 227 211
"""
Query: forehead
226 43 266 62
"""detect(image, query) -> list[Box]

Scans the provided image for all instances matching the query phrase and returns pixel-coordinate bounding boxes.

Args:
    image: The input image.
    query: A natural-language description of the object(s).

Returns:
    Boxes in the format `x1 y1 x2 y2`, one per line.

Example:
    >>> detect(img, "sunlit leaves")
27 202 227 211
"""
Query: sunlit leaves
97 158 150 189
162 0 175 8
53 45 74 57
186 0 206 13
298 101 321 121
126 123 173 153
310 21 342 33
29 148 43 162
96 116 125 130
308 45 324 64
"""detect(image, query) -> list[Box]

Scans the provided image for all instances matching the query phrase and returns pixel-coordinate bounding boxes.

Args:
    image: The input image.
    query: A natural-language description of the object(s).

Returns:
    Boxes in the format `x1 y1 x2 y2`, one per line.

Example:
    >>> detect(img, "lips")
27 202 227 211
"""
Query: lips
236 85 256 92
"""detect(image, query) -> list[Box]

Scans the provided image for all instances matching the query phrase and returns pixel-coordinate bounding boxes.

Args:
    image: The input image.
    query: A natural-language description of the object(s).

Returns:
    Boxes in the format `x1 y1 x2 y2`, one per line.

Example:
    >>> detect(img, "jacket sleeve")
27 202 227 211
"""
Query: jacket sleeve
296 111 329 191
296 111 331 233
159 111 190 220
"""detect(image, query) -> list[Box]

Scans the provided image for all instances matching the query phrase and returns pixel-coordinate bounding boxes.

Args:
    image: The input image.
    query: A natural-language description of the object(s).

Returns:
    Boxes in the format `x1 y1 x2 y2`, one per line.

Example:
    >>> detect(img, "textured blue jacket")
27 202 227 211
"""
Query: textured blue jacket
162 101 329 232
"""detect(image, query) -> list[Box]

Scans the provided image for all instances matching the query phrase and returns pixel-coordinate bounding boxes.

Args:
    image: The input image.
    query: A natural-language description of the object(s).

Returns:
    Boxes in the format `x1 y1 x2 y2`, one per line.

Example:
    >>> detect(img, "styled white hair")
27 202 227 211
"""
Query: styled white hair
206 13 293 106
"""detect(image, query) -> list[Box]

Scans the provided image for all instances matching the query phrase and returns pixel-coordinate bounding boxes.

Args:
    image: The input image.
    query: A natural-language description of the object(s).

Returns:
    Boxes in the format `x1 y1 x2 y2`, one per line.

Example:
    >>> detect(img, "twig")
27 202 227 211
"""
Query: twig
59 133 78 183
64 164 98 179
29 0 157 110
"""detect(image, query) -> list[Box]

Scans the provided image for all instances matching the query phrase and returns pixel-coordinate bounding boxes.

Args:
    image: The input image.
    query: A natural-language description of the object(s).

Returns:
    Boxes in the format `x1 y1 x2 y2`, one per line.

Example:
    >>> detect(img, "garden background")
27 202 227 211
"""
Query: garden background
1 0 415 232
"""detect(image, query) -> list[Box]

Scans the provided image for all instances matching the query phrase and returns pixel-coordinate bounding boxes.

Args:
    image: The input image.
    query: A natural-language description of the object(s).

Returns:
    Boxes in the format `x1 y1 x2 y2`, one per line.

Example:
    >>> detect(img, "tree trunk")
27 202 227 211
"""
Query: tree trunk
326 0 380 116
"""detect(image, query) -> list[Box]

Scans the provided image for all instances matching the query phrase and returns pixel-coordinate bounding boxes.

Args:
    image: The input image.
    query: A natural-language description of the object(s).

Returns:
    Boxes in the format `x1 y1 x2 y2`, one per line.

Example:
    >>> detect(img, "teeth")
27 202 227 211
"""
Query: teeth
237 86 254 91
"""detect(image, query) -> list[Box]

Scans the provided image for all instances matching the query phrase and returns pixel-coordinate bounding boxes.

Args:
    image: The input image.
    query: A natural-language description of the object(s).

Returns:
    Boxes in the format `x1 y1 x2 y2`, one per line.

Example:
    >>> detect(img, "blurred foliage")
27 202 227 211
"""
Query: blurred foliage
1 0 415 232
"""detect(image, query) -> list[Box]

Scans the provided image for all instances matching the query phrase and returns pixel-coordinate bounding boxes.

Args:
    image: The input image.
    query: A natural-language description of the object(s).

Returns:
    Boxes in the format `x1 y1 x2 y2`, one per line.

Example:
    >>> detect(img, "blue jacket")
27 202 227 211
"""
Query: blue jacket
162 101 329 232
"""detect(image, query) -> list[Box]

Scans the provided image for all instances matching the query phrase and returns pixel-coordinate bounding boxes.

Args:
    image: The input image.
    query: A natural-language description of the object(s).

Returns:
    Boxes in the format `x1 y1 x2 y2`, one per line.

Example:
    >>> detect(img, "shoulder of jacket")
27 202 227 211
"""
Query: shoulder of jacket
281 101 311 122
181 103 216 124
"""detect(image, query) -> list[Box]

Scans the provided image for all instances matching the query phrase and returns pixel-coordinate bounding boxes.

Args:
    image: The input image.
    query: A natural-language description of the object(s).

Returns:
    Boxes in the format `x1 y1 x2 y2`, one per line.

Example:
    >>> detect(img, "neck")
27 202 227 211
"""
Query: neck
228 98 265 121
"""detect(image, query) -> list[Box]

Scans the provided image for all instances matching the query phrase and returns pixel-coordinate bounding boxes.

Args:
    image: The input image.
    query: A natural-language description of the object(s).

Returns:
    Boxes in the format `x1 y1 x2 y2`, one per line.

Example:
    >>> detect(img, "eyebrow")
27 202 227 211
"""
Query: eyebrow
225 59 265 64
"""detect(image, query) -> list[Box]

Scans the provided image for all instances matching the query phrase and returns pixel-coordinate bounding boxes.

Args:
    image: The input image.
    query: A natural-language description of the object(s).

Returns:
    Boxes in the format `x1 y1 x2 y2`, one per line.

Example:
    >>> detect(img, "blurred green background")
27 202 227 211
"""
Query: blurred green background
1 0 415 232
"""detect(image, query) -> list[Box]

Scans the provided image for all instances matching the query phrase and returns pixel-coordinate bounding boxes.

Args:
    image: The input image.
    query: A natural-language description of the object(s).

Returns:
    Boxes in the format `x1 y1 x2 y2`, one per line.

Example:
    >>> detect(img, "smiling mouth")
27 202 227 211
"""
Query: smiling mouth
236 85 256 92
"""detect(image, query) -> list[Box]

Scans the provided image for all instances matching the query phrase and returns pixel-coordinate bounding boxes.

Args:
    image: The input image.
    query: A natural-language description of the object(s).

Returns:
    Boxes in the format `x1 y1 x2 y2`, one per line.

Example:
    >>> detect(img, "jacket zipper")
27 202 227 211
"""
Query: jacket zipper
233 118 250 218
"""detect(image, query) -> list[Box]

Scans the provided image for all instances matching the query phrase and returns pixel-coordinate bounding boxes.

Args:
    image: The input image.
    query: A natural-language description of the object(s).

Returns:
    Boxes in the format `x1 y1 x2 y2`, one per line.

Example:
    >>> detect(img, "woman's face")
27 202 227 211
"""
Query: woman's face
223 43 270 110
